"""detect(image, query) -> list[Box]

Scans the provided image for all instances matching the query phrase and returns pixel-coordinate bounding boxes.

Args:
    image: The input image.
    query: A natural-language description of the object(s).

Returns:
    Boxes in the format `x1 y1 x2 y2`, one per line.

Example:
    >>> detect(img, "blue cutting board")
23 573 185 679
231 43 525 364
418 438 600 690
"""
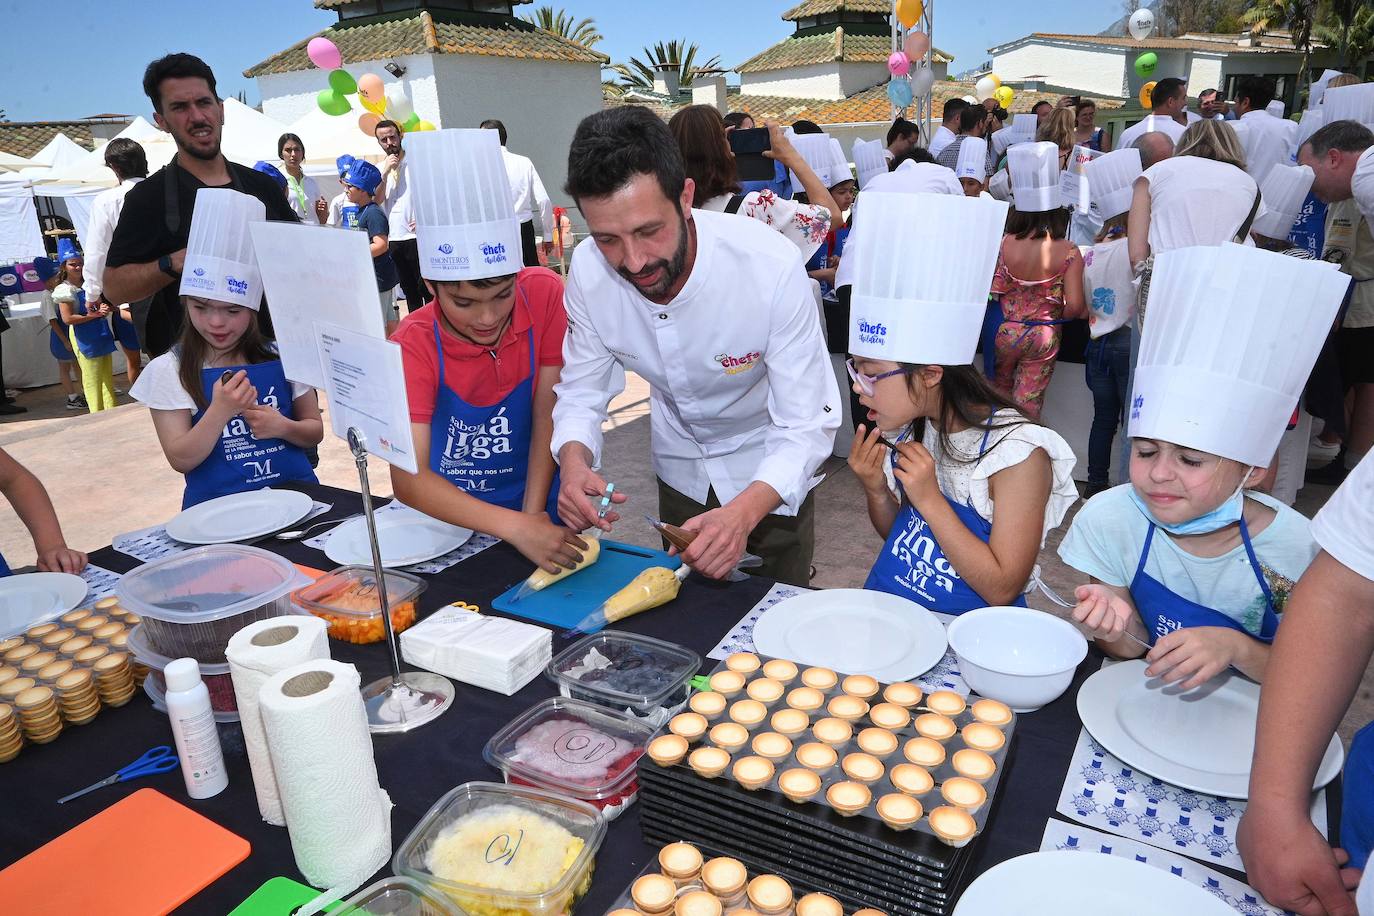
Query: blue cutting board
492 539 681 629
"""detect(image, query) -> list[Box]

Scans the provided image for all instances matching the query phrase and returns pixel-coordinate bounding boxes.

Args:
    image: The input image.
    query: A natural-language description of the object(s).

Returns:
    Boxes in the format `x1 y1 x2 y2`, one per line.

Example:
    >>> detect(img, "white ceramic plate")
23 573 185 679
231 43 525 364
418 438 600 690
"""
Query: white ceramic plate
953 850 1238 915
0 572 89 636
324 504 472 568
751 588 947 682
165 488 315 545
1077 660 1344 799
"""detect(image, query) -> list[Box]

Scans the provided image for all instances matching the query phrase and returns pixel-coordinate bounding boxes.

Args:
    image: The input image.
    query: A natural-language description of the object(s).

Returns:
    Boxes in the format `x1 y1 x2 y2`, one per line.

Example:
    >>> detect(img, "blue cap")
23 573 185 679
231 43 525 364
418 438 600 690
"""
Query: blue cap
32 257 59 282
336 154 355 178
254 161 288 191
56 238 81 264
342 160 382 196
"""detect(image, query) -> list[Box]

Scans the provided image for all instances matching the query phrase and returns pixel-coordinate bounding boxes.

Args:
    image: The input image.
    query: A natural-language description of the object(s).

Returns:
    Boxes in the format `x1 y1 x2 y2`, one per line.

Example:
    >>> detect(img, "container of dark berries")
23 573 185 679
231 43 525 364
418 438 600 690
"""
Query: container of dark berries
484 696 654 820
545 632 701 724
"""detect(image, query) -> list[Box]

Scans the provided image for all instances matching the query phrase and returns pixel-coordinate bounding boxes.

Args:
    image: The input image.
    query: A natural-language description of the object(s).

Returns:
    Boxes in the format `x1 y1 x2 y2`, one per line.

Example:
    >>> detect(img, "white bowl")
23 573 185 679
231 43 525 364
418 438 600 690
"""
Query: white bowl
947 607 1087 712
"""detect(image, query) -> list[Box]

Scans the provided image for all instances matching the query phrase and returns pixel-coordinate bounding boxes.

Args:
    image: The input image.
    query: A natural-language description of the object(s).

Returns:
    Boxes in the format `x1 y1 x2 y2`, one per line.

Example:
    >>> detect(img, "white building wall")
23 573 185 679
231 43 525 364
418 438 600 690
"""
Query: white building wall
741 64 846 100
1187 55 1225 95
838 61 894 97
992 42 1125 98
1124 49 1190 105
257 55 440 126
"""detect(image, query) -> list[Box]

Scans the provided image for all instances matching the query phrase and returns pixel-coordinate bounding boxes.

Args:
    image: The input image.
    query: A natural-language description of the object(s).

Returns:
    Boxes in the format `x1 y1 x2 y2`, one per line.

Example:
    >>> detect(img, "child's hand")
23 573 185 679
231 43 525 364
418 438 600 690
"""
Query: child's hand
242 404 286 440
848 424 890 496
1071 583 1138 645
509 514 587 575
892 440 941 509
212 370 258 416
36 543 86 574
1145 626 1242 690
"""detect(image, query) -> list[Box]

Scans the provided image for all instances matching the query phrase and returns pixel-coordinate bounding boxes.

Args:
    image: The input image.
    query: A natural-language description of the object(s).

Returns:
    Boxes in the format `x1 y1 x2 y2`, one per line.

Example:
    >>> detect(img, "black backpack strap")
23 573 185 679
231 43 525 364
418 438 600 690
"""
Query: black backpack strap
724 193 746 215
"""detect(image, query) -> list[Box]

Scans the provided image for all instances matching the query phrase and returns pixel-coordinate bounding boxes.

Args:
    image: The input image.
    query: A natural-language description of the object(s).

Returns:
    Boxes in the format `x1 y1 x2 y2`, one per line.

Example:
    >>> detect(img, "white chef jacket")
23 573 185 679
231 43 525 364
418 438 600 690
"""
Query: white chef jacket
500 147 553 241
1117 114 1187 151
81 178 141 304
552 208 841 516
1235 109 1297 185
929 125 957 158
380 157 415 242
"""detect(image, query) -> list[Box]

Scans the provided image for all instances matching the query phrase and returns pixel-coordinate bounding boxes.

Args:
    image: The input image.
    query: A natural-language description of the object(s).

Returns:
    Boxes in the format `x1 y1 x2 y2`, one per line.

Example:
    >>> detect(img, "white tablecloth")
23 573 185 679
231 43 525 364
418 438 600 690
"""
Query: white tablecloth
3 296 127 389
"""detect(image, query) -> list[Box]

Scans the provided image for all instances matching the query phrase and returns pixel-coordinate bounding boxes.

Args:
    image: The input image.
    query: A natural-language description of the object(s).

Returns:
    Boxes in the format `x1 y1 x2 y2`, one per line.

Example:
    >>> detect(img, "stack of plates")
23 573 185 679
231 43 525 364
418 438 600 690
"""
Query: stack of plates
324 504 472 568
165 489 315 545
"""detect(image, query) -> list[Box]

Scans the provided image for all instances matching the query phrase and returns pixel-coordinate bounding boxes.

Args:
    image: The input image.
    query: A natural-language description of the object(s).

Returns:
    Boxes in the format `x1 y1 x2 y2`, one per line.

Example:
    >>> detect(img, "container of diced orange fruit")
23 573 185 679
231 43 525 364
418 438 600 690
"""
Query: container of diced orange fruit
292 566 426 644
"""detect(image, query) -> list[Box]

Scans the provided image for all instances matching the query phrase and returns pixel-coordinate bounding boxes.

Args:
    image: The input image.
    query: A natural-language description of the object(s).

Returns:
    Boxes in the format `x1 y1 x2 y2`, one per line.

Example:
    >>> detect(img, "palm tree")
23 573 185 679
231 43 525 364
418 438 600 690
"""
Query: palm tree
613 40 722 91
1314 0 1374 70
1243 0 1318 92
521 5 603 48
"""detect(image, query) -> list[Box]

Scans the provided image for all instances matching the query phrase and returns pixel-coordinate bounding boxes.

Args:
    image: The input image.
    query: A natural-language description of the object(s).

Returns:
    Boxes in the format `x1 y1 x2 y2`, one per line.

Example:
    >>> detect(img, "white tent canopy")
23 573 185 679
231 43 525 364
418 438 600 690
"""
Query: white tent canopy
0 151 33 173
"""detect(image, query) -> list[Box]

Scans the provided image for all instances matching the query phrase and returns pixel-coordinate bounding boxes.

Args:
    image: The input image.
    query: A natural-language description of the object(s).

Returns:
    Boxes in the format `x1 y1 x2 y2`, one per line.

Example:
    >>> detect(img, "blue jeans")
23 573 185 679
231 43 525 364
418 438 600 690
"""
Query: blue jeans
1085 326 1132 486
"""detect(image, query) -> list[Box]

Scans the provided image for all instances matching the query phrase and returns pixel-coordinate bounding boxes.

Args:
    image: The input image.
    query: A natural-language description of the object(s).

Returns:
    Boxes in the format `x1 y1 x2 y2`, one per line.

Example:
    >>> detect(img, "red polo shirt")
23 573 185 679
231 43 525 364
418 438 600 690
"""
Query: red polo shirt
392 267 567 423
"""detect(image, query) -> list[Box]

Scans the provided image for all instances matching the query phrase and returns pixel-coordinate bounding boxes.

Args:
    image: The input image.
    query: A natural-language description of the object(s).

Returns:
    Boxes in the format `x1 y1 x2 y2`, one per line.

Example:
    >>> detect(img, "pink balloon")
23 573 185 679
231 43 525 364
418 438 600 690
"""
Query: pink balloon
357 72 385 103
888 52 911 77
307 36 342 71
904 31 931 59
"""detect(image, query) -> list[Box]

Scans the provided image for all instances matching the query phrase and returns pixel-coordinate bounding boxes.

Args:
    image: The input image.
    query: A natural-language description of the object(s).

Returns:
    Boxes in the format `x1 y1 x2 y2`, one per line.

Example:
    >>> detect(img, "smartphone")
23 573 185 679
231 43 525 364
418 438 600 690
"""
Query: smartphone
729 128 775 182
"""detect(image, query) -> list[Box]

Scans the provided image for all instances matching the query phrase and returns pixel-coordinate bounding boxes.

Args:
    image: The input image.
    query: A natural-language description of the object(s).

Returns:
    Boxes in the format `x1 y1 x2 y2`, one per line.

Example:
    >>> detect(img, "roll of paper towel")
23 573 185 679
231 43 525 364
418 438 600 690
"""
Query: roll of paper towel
226 615 330 825
259 659 392 891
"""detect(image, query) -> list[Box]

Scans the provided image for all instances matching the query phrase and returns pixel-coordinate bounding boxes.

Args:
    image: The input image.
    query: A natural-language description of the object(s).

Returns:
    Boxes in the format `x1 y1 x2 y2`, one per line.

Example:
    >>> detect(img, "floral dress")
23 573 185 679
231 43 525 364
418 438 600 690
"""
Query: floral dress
989 251 1076 420
704 190 831 261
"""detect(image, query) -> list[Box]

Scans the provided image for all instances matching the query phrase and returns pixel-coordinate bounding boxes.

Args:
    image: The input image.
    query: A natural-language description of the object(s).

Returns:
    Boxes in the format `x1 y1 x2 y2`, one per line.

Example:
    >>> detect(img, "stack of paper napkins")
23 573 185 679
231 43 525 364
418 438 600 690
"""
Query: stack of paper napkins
400 604 551 695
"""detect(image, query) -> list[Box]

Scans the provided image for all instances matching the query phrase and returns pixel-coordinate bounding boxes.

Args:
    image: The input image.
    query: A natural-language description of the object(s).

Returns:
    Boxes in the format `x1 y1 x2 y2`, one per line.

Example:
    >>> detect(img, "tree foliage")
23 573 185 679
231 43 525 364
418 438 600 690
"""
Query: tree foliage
520 5 603 48
612 40 722 91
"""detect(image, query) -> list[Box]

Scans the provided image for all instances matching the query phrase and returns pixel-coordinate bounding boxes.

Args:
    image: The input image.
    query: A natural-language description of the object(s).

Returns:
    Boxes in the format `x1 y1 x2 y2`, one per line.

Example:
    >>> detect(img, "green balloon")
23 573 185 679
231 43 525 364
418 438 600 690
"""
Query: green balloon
1135 52 1158 78
328 68 357 96
402 112 421 131
316 88 351 116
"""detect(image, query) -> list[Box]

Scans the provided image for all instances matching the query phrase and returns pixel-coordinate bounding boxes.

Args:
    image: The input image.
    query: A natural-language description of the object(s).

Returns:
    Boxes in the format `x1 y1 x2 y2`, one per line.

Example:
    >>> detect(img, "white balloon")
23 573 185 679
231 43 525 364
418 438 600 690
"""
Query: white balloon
384 83 414 122
1128 8 1155 40
911 64 935 97
962 95 979 106
975 76 998 102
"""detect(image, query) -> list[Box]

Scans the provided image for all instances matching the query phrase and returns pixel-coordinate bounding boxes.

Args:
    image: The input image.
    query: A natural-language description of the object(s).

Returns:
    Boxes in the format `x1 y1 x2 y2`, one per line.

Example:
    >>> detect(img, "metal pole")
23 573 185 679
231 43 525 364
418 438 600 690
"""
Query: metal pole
349 427 402 686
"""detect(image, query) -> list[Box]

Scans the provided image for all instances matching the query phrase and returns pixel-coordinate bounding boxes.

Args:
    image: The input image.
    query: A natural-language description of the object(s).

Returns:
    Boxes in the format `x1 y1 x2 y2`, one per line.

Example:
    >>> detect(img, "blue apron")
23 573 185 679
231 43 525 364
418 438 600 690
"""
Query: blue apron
48 326 73 362
864 427 1030 614
110 308 140 351
1343 722 1374 870
181 360 318 509
0 550 11 577
427 307 559 517
979 299 1072 379
66 291 116 360
1128 515 1280 644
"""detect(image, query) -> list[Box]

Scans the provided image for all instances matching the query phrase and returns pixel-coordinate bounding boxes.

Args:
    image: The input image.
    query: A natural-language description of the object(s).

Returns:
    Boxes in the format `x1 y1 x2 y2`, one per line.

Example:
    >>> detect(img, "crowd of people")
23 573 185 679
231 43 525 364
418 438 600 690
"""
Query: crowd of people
4 49 1374 915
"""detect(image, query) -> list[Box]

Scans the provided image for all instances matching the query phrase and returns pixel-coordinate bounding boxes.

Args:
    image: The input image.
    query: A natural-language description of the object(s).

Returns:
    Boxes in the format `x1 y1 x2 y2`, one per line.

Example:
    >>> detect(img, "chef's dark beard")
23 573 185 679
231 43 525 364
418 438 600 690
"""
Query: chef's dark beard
617 215 690 300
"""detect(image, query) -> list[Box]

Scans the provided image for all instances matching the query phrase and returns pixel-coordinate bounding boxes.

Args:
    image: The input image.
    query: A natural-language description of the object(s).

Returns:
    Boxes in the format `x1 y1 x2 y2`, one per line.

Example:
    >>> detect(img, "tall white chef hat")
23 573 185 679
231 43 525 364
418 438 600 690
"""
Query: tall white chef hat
848 191 1008 365
853 138 889 190
1321 83 1374 127
1083 147 1143 220
1252 163 1315 239
1007 141 1061 213
787 130 837 189
1129 243 1349 466
826 138 854 189
955 136 989 183
1265 99 1286 118
180 189 266 309
1293 109 1326 155
405 128 521 283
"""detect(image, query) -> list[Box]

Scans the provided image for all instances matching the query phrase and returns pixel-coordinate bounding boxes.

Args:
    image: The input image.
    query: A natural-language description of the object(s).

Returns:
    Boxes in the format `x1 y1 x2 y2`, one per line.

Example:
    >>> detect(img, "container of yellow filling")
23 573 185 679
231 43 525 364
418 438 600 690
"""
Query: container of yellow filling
394 781 606 916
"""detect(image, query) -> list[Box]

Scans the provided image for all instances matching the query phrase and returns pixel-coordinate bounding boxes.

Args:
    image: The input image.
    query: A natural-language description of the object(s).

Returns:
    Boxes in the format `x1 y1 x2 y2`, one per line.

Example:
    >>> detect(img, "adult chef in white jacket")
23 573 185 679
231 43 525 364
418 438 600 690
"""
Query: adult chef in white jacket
552 107 841 586
82 137 149 388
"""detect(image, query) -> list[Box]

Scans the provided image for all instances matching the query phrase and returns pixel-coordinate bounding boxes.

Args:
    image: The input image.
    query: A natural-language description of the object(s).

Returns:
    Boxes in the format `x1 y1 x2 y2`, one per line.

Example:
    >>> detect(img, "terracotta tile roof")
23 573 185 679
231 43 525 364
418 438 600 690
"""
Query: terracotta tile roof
782 0 892 18
1006 31 1328 54
0 122 95 159
738 29 887 73
245 11 605 77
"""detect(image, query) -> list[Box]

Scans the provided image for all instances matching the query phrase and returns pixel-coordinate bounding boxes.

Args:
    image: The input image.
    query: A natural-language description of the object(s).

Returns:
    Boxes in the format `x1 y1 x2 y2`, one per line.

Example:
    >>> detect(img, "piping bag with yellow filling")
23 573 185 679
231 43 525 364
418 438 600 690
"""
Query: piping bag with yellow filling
511 483 615 603
564 565 692 637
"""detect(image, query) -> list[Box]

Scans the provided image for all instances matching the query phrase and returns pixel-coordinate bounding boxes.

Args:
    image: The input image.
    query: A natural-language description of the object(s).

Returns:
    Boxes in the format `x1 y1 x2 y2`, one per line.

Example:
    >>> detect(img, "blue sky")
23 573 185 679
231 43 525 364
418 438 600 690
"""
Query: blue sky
2 0 1115 122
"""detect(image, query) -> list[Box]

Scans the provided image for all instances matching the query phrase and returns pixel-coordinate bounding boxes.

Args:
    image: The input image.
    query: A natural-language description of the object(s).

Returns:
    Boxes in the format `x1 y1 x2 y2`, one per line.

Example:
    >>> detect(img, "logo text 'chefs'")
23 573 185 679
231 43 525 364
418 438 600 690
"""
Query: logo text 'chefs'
856 319 887 347
716 351 762 376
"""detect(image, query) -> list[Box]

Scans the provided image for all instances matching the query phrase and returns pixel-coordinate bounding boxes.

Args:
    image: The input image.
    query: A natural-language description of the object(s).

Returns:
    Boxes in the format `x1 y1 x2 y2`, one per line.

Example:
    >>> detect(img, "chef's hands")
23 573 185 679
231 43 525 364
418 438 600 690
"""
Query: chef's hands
510 514 588 575
210 370 258 419
1145 626 1246 689
848 424 890 496
891 440 941 510
1238 803 1359 916
678 504 752 580
556 444 626 532
35 542 86 575
383 154 401 175
1071 584 1139 645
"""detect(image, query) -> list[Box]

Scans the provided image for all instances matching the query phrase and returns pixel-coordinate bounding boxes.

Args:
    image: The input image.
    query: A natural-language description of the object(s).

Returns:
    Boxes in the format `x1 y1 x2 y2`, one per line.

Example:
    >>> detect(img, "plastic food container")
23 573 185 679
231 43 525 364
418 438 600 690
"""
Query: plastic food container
484 697 653 820
292 565 426 644
115 545 308 663
546 633 701 723
144 674 240 724
394 782 605 916
128 624 239 719
338 876 468 915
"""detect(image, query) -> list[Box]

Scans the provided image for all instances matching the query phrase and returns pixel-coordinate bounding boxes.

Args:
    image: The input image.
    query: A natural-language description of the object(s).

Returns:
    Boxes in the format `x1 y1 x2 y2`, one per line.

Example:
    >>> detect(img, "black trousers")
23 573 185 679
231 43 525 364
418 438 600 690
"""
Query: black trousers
388 238 429 313
520 220 539 268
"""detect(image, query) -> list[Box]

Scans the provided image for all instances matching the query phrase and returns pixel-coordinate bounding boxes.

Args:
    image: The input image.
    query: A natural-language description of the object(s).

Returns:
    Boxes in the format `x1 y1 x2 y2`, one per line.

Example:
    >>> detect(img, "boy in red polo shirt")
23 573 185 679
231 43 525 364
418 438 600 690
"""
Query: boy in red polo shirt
389 129 586 575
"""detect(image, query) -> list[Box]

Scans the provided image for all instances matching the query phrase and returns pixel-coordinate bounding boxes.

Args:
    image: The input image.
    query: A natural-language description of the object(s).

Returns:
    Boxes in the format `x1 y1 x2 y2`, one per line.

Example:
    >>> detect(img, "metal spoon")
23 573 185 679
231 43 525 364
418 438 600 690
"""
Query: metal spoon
268 514 361 542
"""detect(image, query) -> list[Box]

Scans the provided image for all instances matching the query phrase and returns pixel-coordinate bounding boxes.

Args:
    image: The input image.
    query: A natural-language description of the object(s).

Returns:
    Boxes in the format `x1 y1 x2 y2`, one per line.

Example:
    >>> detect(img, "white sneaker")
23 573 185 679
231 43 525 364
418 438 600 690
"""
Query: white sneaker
1308 435 1341 465
65 396 83 410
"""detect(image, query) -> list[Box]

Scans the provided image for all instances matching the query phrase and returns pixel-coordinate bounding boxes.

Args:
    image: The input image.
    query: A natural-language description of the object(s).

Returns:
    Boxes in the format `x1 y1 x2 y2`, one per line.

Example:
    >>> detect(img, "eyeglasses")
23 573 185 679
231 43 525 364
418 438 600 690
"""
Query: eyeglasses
846 358 914 397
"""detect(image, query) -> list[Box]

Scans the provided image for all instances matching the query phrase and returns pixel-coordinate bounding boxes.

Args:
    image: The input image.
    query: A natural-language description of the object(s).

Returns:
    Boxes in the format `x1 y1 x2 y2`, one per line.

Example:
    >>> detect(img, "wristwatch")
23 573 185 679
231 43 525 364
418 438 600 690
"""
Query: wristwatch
158 254 180 280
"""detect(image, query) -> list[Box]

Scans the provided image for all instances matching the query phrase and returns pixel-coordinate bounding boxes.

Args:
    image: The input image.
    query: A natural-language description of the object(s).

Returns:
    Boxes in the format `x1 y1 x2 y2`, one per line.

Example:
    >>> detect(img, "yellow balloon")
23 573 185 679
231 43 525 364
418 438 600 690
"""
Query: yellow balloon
360 94 387 116
896 0 923 28
989 74 1002 90
995 85 1014 108
1139 80 1157 108
414 120 437 131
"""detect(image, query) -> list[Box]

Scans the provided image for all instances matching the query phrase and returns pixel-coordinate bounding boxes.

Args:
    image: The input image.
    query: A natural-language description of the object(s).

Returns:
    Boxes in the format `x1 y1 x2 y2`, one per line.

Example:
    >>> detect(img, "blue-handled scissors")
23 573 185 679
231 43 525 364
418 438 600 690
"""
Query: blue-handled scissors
57 745 179 804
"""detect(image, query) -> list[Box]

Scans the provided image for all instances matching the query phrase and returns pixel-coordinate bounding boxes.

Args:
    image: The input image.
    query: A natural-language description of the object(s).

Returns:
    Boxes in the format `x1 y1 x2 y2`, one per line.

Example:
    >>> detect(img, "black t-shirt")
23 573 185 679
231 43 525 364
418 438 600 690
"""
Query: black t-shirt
105 158 299 356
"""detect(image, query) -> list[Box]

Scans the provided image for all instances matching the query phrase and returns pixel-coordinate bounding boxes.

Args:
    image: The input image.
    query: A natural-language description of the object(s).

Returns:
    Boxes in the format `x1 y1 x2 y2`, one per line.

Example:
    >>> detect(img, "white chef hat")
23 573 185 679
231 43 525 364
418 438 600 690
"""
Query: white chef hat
1252 163 1315 239
180 189 266 309
955 136 989 183
1130 243 1349 466
1321 83 1374 127
848 191 1008 365
787 130 836 189
825 138 854 189
405 129 521 283
1083 147 1143 220
1007 141 1061 213
987 168 1012 201
1293 109 1325 156
853 138 888 190
1265 100 1286 118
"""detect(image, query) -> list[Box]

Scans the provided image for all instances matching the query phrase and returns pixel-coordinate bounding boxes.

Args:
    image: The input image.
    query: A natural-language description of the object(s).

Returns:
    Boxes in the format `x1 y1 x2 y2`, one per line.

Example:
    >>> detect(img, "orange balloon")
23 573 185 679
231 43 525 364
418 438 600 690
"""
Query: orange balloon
357 72 385 103
358 112 381 136
896 0 924 28
1139 80 1157 108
